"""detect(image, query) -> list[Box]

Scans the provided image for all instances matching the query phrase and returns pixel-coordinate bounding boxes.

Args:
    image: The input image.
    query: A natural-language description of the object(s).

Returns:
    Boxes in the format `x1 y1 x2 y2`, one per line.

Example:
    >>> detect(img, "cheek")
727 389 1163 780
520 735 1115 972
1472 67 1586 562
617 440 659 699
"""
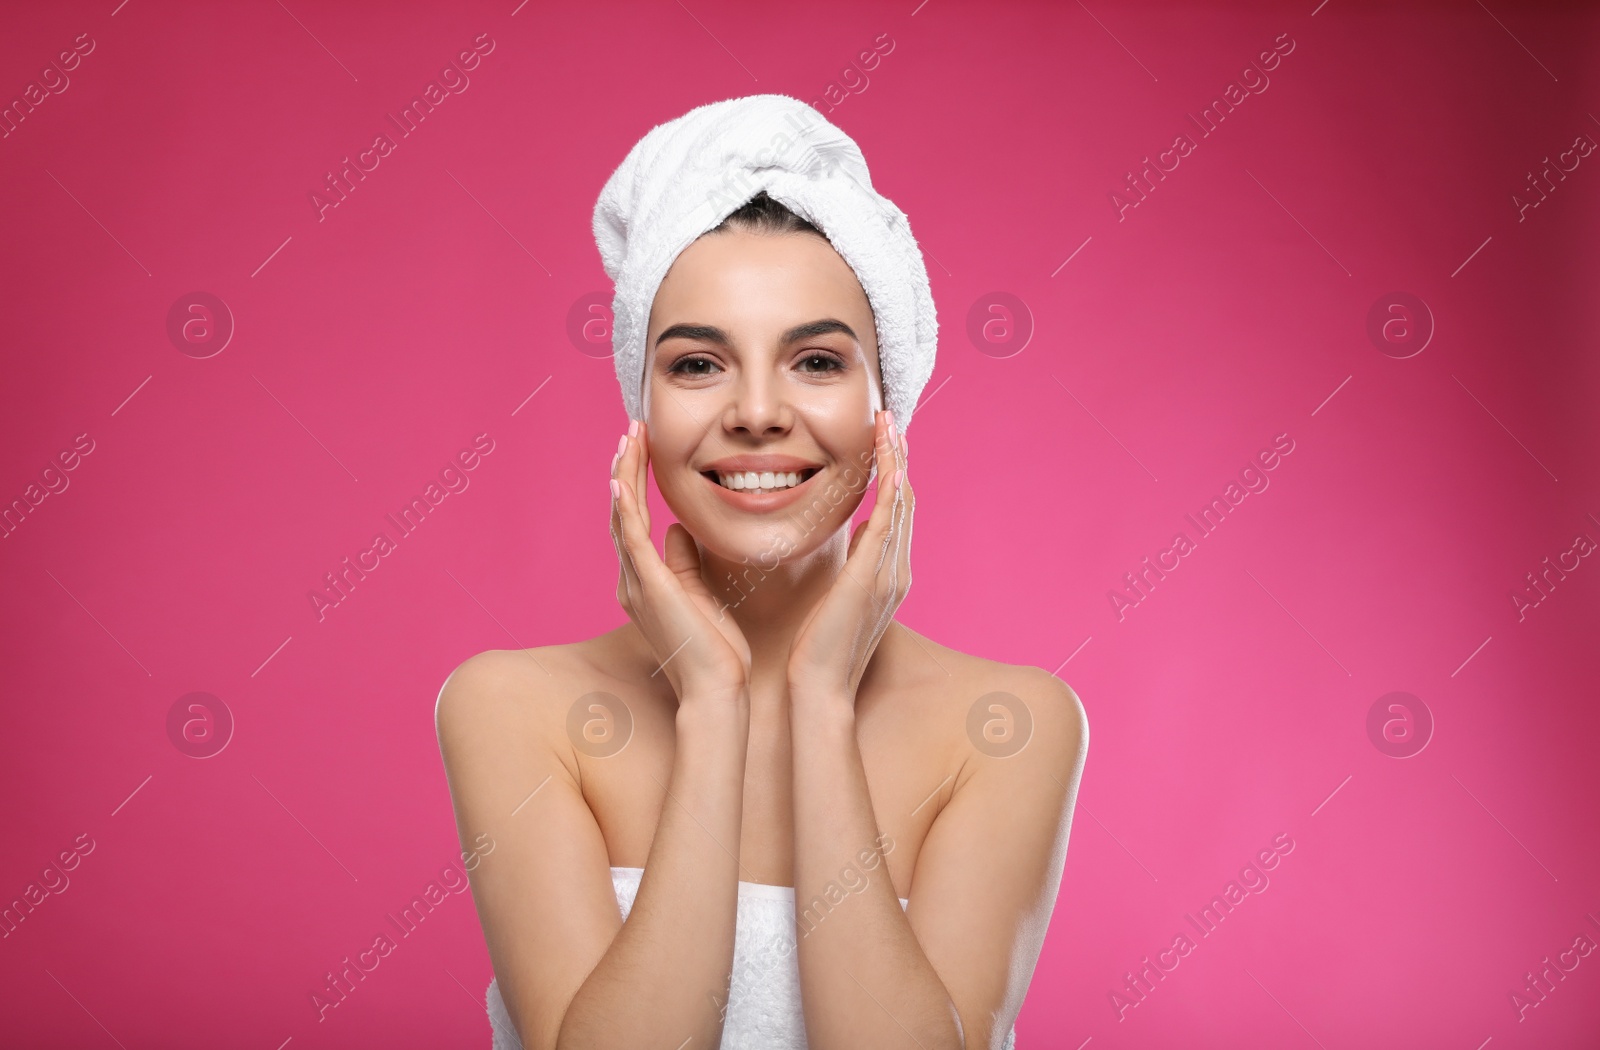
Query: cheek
795 394 874 453
641 394 704 466
651 458 702 514
636 441 700 511
819 414 875 491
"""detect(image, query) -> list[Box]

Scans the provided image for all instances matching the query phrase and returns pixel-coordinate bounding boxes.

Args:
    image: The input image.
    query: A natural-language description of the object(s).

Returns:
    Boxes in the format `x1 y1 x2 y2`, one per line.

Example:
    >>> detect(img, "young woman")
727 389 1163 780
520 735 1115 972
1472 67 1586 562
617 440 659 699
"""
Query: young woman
436 98 1088 1050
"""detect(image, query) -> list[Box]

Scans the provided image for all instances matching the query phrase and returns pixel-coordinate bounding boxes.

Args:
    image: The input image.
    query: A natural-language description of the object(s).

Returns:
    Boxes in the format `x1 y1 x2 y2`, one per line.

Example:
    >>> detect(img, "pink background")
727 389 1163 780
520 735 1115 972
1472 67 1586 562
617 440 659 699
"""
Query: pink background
3 0 1597 1047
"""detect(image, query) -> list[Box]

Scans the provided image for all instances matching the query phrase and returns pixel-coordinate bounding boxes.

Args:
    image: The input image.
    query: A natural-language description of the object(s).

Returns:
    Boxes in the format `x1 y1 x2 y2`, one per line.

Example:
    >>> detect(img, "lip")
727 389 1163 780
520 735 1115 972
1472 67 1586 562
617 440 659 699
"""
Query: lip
699 455 823 473
701 466 821 513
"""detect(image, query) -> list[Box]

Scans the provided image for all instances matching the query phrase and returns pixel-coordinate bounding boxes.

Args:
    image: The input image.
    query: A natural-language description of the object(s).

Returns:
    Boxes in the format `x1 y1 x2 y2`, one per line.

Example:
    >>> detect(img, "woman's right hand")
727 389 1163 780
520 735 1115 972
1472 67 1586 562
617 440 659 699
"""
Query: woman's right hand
610 419 752 705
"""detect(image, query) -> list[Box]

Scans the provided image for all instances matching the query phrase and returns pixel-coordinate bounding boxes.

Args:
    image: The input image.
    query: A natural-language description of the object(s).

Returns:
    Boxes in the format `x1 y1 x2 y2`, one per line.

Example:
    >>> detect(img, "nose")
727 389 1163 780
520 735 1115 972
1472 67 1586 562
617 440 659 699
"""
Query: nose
722 366 792 437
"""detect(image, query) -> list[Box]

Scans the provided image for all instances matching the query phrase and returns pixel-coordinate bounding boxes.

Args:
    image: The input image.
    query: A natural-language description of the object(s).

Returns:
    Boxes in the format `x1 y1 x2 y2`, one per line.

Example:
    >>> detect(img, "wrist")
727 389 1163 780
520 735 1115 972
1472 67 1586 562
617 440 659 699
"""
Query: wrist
676 689 750 734
787 688 857 729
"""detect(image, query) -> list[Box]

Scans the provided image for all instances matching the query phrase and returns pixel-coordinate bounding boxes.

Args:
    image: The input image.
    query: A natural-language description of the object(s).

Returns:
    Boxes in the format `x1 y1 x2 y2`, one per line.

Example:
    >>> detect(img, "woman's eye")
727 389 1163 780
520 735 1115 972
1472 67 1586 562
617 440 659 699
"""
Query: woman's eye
799 353 844 373
670 355 719 376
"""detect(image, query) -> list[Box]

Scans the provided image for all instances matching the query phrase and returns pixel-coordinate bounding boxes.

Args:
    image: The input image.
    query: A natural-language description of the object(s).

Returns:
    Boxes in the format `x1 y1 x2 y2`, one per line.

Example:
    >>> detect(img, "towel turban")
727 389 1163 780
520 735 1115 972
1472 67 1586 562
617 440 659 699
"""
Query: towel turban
592 93 937 437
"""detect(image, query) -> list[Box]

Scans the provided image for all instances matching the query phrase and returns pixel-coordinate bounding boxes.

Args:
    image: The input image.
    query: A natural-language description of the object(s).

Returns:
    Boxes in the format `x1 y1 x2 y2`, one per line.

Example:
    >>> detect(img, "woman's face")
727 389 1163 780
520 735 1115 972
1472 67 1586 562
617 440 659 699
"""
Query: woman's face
642 226 884 567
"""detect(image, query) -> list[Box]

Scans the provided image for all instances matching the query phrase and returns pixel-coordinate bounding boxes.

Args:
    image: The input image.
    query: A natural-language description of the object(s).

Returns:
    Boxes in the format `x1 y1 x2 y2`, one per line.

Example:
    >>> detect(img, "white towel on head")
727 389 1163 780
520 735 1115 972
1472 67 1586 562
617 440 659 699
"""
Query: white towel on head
592 93 937 436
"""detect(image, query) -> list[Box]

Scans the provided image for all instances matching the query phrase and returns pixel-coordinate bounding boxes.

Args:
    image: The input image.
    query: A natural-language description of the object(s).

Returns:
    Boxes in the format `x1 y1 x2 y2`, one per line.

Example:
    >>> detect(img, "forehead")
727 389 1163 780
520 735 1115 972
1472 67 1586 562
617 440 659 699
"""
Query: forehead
648 230 879 358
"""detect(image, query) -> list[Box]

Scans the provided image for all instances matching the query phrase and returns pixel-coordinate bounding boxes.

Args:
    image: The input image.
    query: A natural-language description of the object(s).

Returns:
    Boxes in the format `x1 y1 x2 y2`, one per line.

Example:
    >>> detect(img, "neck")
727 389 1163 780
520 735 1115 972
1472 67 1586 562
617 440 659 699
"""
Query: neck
697 528 851 693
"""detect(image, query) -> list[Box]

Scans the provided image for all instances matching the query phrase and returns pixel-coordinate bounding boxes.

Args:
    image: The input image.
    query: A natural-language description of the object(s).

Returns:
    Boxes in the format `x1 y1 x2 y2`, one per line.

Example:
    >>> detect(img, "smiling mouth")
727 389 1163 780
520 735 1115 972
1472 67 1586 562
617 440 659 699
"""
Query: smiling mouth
700 467 821 495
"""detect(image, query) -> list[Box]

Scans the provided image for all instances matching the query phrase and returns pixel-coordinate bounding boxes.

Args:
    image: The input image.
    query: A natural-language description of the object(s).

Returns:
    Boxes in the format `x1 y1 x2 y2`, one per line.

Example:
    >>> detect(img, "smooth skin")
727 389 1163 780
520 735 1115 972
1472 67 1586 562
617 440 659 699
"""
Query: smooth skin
436 227 1088 1050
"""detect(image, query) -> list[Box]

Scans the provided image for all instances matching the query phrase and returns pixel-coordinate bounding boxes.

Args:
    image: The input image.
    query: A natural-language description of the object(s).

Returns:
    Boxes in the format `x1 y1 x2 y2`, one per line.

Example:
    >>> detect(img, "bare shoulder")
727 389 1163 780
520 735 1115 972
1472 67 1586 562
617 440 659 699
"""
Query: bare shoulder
435 630 640 755
885 623 1089 764
434 643 577 739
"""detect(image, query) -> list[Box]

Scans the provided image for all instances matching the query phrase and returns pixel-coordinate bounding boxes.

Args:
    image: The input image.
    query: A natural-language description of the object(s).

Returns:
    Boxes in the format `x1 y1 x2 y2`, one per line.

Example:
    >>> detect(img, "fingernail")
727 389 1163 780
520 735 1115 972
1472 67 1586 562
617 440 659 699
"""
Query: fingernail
610 478 620 499
610 451 621 474
901 432 909 457
627 418 640 437
617 434 628 456
890 468 902 489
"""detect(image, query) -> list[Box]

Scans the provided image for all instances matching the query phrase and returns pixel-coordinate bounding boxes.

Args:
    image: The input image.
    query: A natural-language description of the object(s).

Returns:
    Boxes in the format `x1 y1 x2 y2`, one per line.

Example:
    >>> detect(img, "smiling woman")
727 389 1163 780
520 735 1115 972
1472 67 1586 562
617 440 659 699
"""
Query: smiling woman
434 94 1088 1050
641 200 890 552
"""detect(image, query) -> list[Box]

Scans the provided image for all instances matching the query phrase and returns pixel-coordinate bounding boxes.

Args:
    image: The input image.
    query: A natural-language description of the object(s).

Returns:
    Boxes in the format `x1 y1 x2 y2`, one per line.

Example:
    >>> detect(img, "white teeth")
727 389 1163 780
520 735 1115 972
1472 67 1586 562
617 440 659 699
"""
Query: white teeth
715 470 806 492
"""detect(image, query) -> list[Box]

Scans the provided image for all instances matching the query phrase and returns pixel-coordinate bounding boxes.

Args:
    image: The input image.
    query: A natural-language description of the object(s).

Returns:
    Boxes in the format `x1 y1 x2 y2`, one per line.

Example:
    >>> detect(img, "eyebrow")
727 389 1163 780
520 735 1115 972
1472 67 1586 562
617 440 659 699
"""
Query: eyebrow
654 318 857 350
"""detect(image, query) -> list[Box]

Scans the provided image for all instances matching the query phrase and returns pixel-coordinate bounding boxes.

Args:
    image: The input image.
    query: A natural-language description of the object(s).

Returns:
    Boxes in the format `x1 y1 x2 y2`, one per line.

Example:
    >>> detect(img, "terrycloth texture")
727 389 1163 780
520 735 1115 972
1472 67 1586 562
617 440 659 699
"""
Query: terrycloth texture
592 94 938 437
486 866 1017 1049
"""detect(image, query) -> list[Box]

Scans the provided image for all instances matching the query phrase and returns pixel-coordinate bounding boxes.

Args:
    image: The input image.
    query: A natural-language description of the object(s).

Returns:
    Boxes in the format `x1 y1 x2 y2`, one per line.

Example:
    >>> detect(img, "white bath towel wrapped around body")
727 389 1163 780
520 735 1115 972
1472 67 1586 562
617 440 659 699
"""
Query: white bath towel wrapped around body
485 867 1016 1049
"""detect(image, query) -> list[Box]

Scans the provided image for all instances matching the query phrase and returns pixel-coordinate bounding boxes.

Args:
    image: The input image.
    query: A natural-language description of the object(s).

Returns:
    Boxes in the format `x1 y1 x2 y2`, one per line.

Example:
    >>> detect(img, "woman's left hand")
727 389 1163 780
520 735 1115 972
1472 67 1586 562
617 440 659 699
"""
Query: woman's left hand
786 408 913 708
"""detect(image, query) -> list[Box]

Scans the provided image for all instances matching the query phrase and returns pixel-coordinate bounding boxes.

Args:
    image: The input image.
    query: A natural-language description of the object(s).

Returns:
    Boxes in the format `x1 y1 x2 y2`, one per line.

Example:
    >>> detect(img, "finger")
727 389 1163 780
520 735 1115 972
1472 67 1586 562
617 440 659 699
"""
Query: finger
667 524 733 615
617 462 682 629
873 415 914 592
890 470 913 594
886 410 910 519
663 522 704 589
613 455 652 565
863 462 908 637
878 480 906 593
610 504 636 610
846 515 870 559
887 419 912 554
850 411 903 580
609 435 627 562
665 524 739 638
610 465 643 609
633 420 652 536
611 432 653 605
875 409 897 483
620 419 652 537
889 412 907 478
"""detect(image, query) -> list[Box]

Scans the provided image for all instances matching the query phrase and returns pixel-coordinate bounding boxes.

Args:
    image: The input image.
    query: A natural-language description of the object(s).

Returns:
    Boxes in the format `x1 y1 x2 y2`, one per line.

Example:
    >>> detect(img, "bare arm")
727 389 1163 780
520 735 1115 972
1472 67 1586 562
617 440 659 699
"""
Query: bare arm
790 694 964 1049
790 667 1088 1049
436 420 762 1047
435 650 751 1050
557 690 752 1050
